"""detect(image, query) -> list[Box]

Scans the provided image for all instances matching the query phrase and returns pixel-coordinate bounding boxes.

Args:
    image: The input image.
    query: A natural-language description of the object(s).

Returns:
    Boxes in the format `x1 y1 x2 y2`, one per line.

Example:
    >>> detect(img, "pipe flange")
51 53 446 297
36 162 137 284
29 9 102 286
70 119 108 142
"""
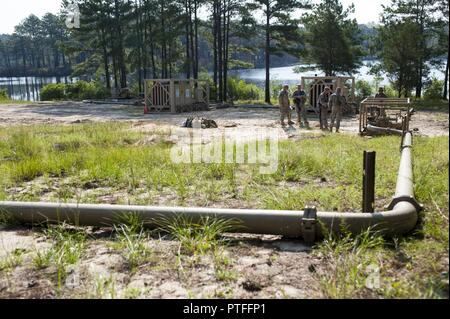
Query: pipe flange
387 195 423 211
302 206 317 243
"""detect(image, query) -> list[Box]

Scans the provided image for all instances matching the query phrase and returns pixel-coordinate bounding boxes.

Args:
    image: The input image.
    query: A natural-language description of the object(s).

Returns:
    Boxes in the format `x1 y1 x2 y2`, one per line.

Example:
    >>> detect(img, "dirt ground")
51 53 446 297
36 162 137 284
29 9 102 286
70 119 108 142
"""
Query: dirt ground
0 101 448 138
0 101 448 299
0 226 321 299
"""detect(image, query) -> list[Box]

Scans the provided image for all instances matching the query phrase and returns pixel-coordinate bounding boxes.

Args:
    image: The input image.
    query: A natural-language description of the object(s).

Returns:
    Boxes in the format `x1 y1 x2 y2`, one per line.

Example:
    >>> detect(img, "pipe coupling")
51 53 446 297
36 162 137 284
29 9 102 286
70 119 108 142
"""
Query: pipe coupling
302 206 317 243
387 195 423 211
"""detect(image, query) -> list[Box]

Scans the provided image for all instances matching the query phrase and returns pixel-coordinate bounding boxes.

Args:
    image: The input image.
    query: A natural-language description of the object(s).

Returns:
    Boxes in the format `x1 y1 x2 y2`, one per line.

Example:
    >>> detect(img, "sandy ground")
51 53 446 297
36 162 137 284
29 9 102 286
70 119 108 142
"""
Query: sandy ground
0 227 322 299
0 101 448 299
0 101 448 138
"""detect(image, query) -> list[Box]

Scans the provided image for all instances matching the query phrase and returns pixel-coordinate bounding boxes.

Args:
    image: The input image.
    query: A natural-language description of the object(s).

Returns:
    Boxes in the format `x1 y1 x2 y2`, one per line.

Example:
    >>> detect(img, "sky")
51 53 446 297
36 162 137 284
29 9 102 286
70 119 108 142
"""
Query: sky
0 0 386 35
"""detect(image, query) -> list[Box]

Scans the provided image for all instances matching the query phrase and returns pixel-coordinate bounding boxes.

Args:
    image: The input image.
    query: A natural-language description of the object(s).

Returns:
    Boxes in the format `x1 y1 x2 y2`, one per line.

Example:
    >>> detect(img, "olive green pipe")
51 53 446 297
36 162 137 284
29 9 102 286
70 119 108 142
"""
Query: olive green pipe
0 132 419 239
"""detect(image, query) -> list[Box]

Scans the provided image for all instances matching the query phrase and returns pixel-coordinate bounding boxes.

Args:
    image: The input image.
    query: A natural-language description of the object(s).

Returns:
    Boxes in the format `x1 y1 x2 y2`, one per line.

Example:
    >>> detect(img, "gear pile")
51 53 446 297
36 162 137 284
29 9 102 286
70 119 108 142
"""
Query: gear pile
182 117 218 129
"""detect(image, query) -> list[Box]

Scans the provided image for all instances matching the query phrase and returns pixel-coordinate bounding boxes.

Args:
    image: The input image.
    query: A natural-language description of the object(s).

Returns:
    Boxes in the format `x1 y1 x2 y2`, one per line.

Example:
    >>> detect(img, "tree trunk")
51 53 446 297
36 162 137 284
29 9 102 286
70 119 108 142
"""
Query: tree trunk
188 0 195 81
223 2 229 101
136 0 143 93
185 0 191 79
217 1 223 102
213 1 218 100
264 5 271 104
443 51 449 100
415 58 423 98
194 0 199 79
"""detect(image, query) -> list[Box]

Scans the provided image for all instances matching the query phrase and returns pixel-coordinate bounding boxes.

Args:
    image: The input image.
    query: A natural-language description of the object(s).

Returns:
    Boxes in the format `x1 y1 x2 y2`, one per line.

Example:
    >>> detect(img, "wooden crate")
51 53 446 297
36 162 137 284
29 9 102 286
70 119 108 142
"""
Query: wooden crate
301 76 356 109
144 79 210 113
359 97 411 134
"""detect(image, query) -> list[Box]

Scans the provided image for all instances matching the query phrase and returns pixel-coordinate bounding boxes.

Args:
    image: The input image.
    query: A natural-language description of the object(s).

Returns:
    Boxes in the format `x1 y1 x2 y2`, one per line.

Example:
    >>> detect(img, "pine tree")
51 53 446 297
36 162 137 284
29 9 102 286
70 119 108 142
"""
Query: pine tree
301 0 364 76
252 0 309 104
382 0 441 98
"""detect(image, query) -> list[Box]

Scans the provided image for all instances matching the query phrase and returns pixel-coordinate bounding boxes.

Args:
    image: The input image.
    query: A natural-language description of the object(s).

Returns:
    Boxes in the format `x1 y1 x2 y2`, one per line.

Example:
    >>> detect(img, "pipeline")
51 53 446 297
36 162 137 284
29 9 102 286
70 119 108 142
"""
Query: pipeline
366 124 404 136
0 132 421 241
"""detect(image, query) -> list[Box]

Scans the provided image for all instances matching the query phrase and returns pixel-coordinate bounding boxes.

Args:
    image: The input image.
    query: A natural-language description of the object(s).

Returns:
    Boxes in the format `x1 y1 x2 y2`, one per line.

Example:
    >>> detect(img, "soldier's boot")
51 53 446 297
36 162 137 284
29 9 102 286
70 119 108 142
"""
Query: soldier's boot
287 113 294 125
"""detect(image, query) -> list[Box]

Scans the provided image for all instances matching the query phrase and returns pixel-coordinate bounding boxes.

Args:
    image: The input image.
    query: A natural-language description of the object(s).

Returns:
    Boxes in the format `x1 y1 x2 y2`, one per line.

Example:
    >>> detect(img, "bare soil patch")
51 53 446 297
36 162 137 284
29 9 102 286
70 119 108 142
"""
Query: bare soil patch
0 102 447 137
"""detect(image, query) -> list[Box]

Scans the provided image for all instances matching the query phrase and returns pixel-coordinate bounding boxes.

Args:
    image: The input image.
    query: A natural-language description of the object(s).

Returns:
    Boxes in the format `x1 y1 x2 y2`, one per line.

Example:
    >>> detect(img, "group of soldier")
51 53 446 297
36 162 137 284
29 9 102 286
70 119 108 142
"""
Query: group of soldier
278 84 348 133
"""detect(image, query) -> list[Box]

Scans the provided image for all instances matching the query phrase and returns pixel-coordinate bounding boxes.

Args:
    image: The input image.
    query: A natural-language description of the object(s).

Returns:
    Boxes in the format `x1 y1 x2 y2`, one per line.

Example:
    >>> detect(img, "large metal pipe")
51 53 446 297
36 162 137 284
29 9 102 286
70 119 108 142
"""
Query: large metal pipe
366 124 404 136
0 132 421 241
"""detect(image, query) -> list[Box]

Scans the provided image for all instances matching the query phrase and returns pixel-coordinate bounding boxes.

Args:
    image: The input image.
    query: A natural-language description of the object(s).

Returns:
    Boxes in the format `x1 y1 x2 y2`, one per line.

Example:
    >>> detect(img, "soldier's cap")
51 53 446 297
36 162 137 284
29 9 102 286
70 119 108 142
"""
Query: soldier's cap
283 83 289 87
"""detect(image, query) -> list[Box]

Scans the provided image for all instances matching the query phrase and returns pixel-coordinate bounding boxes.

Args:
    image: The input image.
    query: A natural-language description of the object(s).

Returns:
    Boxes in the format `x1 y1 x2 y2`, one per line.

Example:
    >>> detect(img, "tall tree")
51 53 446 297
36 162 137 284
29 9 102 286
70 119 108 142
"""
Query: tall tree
301 0 364 76
376 20 420 97
437 0 449 100
252 0 309 104
382 0 441 98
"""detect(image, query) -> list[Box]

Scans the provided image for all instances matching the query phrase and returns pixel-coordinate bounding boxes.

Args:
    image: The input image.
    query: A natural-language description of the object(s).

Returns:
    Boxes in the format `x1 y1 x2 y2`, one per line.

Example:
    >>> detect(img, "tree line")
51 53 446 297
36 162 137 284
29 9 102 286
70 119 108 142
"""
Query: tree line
0 14 71 78
0 0 448 101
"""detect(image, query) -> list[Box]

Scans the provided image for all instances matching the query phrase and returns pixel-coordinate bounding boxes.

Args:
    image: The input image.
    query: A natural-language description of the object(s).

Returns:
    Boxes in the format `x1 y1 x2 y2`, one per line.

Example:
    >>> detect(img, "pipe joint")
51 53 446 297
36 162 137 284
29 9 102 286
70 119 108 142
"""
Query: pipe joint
302 206 317 243
387 195 423 211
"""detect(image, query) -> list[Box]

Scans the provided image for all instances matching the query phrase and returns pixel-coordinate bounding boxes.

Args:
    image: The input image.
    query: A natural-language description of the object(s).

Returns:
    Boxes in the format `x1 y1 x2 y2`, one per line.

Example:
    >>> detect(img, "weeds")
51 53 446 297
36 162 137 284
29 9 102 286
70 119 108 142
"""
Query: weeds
113 223 152 272
42 223 87 288
156 216 238 256
0 123 447 298
90 275 117 299
32 249 52 269
0 248 25 272
314 228 386 299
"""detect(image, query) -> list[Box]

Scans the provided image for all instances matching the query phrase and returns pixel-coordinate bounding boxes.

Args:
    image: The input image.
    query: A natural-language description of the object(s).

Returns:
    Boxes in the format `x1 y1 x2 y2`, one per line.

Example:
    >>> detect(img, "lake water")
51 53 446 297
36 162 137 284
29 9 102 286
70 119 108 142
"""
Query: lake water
1 61 446 101
0 76 73 101
229 60 447 86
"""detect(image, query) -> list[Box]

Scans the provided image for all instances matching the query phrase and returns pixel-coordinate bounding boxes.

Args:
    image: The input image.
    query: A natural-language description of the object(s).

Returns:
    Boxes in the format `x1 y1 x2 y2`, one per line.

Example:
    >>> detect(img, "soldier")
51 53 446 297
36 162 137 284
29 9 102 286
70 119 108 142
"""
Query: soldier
292 84 309 128
318 86 331 130
328 87 347 133
373 87 388 117
375 87 387 98
278 84 294 126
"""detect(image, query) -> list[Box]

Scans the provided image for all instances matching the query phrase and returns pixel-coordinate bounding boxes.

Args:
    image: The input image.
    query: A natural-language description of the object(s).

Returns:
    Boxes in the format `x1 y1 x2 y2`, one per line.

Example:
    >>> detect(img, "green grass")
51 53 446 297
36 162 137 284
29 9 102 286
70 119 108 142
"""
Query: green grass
39 224 87 289
112 222 153 272
0 248 26 272
156 216 237 256
0 97 33 105
0 123 447 298
411 99 449 112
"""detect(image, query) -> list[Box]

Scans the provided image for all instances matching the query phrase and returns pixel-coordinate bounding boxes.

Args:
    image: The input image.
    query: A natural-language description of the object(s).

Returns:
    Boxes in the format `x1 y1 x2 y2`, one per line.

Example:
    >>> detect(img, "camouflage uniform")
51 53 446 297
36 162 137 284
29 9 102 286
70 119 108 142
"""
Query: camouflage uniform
375 92 387 98
278 89 291 124
292 89 309 127
328 93 347 132
318 91 329 129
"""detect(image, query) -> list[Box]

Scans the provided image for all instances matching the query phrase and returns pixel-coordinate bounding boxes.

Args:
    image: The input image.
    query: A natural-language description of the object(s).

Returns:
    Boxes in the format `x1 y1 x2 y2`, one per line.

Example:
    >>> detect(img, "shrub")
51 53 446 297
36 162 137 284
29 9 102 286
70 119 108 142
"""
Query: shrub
66 81 108 100
424 78 444 101
382 84 397 98
356 80 372 99
40 81 109 101
0 89 9 100
271 80 283 100
198 72 217 101
40 83 66 101
227 77 262 101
